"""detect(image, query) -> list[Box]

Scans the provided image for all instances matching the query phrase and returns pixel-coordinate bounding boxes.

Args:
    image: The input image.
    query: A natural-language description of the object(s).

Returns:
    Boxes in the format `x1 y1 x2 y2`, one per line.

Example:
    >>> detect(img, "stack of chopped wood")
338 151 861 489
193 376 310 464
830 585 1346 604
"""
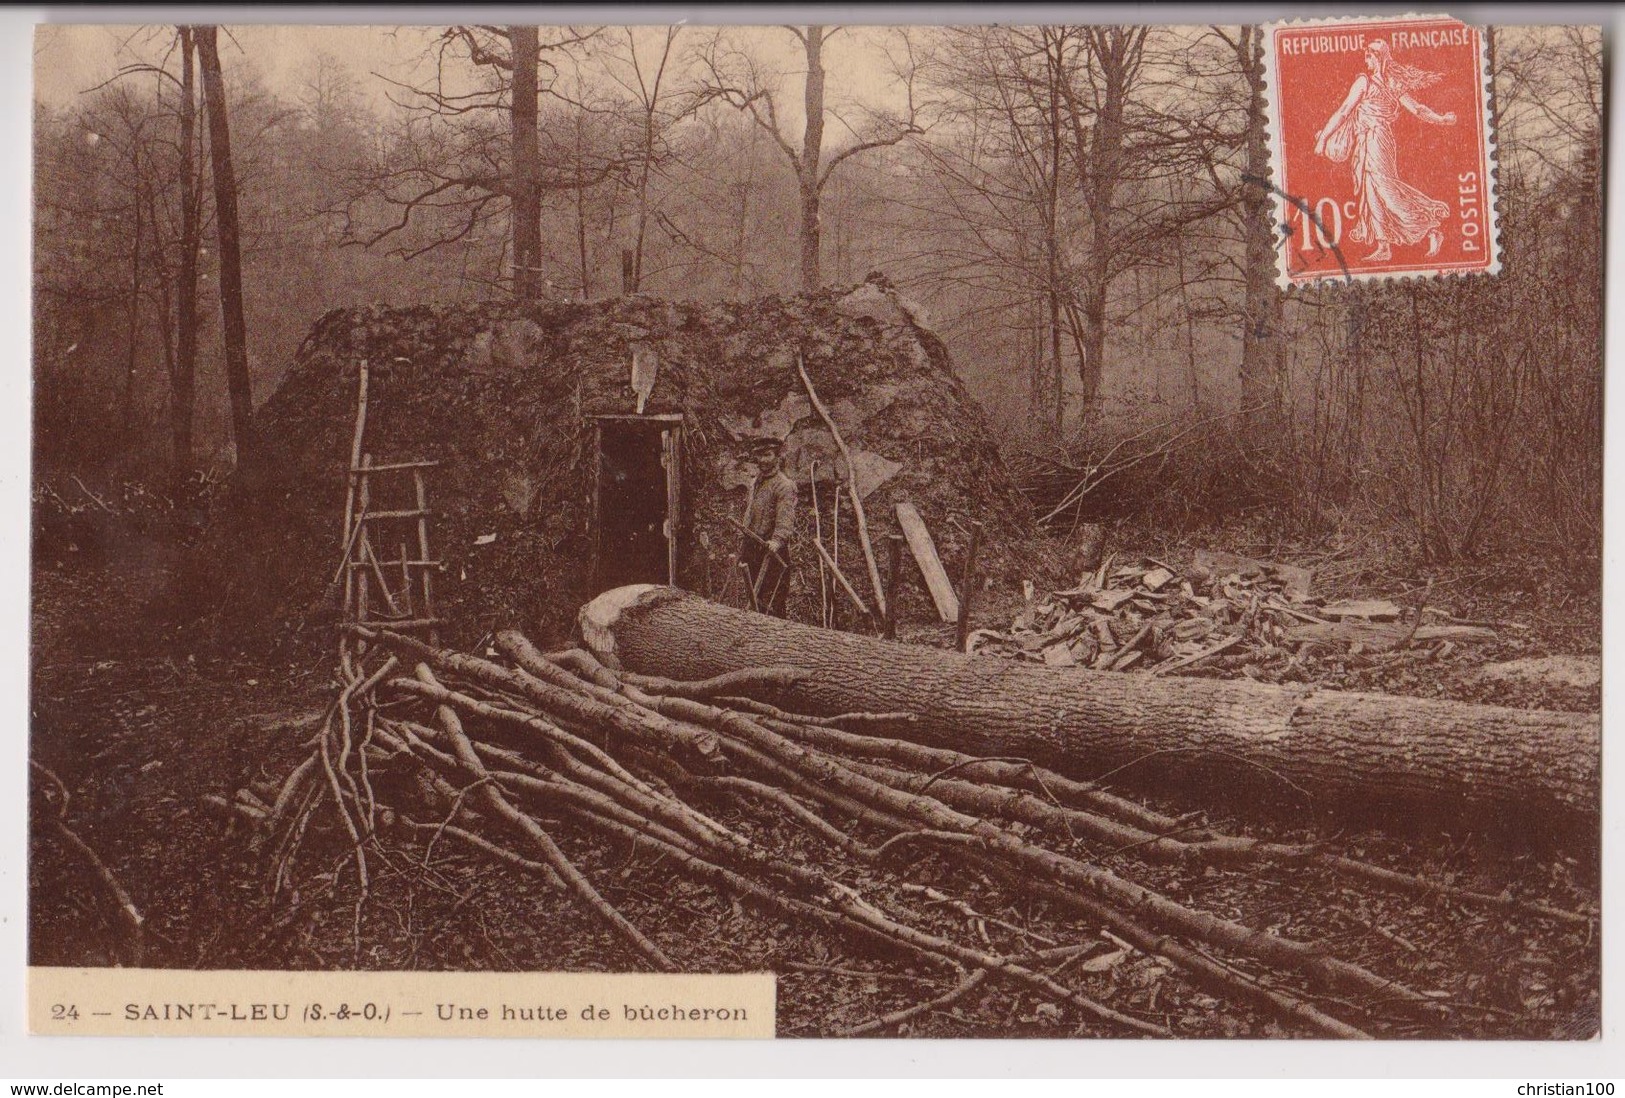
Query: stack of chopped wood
968 549 1499 679
235 617 1592 1039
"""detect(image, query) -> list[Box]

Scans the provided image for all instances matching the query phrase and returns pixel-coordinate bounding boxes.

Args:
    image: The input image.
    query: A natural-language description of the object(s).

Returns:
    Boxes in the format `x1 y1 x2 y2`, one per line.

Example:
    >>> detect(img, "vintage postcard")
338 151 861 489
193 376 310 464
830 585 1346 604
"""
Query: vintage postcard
23 12 1603 1062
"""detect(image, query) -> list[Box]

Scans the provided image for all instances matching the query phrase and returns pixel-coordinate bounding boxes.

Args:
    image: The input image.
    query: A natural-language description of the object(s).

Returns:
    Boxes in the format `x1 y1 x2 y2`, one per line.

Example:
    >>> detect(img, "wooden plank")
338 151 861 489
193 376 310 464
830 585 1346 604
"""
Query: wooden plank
1089 589 1136 613
587 420 603 591
1041 643 1076 667
1152 632 1244 676
348 559 442 569
351 459 440 473
894 502 958 623
1412 624 1497 642
1141 566 1175 591
663 425 681 584
1319 599 1403 621
1285 621 1496 647
346 617 443 631
955 520 983 651
1263 595 1332 625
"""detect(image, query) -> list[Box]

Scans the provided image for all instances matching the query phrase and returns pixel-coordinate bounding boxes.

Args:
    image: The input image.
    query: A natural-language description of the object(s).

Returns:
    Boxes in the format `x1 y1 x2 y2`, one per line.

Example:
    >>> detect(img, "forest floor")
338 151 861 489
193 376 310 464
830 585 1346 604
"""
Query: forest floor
27 522 1602 1039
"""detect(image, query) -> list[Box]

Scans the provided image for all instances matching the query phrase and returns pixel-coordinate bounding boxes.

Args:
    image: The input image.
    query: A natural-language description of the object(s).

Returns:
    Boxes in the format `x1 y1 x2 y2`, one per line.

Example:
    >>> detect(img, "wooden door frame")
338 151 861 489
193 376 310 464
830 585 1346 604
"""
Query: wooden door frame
587 413 683 586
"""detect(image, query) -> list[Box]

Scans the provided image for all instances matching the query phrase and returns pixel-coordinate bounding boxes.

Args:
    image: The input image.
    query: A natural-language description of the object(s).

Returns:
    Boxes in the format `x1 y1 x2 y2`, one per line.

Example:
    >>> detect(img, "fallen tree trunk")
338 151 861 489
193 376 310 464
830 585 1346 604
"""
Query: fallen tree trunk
581 586 1599 843
246 618 1592 1037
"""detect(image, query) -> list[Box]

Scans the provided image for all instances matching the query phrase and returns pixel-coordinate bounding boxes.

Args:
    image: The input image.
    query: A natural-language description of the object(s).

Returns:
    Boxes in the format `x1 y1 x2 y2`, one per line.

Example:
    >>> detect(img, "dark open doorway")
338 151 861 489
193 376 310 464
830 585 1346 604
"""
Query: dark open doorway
590 414 682 592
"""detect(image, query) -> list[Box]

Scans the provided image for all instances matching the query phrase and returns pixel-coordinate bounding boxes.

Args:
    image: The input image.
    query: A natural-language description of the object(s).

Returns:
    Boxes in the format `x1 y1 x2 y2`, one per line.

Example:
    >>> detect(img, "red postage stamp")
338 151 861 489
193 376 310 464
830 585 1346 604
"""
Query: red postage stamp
1264 14 1500 286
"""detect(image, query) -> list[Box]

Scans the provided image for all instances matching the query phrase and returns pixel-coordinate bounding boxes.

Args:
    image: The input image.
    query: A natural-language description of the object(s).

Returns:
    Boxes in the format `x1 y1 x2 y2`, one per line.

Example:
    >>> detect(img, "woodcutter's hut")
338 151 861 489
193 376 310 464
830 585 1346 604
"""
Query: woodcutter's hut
196 278 1037 647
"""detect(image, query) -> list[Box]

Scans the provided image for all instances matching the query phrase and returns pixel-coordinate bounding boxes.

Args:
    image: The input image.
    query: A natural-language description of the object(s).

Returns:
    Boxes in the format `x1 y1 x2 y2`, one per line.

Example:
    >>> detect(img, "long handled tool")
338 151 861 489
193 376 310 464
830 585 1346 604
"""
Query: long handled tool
727 516 790 610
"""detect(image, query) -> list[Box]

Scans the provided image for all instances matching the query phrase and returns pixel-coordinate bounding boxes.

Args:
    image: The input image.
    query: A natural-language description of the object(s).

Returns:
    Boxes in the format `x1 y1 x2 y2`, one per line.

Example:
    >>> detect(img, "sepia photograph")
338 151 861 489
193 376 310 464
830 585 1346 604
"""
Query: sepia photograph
24 10 1604 1051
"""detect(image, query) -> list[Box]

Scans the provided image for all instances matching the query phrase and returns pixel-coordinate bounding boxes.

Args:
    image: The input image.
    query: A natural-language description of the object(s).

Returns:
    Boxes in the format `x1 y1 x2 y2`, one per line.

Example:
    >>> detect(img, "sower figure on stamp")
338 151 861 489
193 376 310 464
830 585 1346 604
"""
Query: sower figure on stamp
1314 39 1457 262
740 437 796 617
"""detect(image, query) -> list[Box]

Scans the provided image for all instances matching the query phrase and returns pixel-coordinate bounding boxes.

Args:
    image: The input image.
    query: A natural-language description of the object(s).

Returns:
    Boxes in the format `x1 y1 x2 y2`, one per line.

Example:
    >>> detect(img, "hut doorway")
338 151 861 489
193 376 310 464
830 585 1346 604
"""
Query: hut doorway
590 414 682 591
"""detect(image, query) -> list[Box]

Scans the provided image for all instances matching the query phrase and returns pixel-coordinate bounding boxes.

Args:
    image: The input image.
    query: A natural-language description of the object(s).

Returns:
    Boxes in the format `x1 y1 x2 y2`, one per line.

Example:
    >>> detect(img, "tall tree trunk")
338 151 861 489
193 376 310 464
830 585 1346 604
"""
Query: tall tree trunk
1237 26 1288 445
582 587 1599 843
1172 175 1202 410
119 143 144 457
142 181 176 459
511 25 542 301
630 153 649 294
574 185 591 301
798 26 827 291
628 30 676 295
1071 29 1136 407
172 26 200 488
1078 282 1108 405
1342 290 1368 475
194 25 254 472
1079 37 1131 412
1043 37 1065 433
1027 293 1045 425
731 122 758 297
1047 285 1064 435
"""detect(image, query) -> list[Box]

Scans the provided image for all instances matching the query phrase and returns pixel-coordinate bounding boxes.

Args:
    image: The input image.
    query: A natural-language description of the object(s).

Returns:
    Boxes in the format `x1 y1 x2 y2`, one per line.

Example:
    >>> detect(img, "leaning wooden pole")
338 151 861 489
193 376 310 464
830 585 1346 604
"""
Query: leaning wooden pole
955 520 982 651
580 586 1600 845
335 359 370 612
797 352 886 619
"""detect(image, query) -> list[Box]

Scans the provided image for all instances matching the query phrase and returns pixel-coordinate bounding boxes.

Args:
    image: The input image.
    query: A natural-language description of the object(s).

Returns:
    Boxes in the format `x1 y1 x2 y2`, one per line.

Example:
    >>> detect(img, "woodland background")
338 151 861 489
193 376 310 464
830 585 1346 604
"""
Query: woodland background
31 22 1603 566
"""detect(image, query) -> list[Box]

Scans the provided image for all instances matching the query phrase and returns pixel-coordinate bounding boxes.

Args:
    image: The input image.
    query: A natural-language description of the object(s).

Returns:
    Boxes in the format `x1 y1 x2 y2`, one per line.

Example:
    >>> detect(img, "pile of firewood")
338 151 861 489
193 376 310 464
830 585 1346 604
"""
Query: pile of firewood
969 549 1501 680
232 623 1589 1038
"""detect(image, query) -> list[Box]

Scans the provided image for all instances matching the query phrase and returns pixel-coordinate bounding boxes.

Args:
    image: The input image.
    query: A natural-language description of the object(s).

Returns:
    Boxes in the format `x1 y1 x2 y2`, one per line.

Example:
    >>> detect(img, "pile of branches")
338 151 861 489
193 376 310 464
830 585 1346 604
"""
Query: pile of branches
1014 404 1270 528
242 626 1589 1039
970 551 1502 684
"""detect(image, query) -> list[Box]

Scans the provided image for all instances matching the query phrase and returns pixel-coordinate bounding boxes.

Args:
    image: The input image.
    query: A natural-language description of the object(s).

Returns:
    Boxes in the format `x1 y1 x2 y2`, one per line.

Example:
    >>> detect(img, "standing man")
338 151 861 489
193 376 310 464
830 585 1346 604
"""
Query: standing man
741 437 797 616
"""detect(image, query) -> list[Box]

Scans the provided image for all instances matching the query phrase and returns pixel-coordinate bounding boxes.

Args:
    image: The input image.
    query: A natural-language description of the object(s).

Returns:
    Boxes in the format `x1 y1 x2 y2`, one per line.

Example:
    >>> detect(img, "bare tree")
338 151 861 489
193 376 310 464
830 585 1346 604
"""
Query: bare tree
647 106 778 298
908 26 1230 428
510 26 543 300
33 90 150 469
1217 25 1287 444
544 26 707 296
700 26 925 291
600 26 694 293
890 27 1076 432
116 111 148 455
171 27 202 485
338 25 604 298
195 25 255 470
39 29 212 482
1059 27 1147 404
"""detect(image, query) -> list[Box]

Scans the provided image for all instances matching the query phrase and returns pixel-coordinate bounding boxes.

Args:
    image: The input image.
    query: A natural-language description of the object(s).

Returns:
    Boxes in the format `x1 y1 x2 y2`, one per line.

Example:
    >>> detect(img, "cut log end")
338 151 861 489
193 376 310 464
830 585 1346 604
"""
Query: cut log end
579 584 676 669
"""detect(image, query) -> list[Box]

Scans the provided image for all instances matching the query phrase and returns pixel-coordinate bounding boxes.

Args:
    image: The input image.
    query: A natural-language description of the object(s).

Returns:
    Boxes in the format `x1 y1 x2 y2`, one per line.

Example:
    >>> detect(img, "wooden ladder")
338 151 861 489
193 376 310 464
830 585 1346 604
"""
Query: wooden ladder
339 359 441 647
